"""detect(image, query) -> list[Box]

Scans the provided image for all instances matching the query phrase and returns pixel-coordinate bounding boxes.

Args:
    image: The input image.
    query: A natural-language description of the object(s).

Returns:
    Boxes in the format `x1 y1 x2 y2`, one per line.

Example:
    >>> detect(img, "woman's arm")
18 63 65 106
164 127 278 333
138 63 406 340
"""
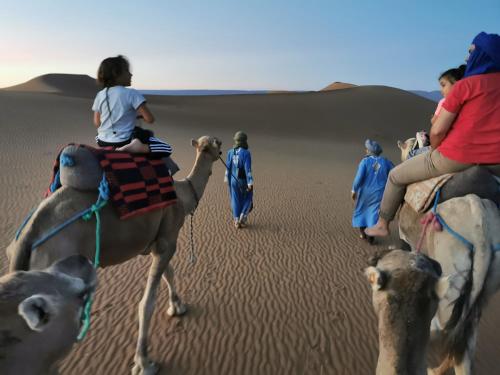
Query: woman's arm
93 112 101 128
430 109 457 149
136 103 155 124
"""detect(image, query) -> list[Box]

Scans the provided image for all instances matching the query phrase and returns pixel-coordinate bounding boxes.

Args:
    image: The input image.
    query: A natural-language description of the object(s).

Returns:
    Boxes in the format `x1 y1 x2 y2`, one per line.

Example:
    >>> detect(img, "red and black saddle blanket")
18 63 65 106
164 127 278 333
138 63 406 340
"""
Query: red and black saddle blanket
47 144 177 220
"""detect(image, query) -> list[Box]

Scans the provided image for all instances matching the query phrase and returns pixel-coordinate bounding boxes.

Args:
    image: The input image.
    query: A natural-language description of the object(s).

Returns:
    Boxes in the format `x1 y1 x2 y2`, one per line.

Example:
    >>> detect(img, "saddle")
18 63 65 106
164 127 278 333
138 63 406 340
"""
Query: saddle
49 144 177 219
404 166 500 213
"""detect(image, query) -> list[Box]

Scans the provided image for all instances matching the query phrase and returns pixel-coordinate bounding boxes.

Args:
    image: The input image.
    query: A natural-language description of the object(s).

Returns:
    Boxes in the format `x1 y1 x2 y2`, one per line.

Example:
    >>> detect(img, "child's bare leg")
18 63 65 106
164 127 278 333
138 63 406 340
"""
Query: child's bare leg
116 138 149 153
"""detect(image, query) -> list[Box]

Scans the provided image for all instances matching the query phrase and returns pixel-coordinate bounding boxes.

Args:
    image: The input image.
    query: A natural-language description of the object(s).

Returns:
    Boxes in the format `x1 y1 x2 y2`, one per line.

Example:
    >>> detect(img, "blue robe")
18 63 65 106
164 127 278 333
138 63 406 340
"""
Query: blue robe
352 155 394 227
226 147 254 220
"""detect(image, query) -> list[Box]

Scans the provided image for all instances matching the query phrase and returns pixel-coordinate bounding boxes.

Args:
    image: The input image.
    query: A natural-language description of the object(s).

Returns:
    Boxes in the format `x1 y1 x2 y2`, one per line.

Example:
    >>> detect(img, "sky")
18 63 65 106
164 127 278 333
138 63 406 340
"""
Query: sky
1 0 499 91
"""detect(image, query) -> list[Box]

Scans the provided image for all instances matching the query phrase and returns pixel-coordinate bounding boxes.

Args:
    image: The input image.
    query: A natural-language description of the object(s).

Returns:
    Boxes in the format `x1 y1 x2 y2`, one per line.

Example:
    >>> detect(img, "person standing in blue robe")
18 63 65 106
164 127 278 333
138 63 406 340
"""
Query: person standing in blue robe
225 131 254 228
351 139 394 243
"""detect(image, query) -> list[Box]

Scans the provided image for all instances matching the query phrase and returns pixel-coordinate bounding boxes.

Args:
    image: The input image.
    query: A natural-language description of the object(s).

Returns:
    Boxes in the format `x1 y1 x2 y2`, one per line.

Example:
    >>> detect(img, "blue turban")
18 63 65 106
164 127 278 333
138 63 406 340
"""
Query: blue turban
365 139 382 156
464 32 500 78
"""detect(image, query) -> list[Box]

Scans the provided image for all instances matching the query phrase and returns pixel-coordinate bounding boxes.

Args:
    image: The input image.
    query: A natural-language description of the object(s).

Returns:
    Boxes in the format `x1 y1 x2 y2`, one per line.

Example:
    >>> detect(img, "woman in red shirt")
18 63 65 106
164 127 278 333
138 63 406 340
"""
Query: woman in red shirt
366 31 500 237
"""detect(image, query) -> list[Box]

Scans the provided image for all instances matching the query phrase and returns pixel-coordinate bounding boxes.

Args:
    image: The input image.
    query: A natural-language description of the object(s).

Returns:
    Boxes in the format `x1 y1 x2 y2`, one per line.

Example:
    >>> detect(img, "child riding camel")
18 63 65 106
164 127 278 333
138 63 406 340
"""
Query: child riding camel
92 55 179 173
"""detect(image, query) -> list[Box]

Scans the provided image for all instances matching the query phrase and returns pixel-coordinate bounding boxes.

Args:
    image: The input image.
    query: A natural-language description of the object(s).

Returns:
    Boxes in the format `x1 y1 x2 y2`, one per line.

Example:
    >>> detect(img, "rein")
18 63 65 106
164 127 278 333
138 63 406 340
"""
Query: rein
218 155 247 193
186 177 199 213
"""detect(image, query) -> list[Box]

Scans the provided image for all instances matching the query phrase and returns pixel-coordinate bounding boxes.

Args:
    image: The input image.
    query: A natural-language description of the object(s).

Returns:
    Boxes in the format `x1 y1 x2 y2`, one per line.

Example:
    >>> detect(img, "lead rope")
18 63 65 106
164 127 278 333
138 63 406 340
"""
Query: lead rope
189 213 196 265
77 176 109 341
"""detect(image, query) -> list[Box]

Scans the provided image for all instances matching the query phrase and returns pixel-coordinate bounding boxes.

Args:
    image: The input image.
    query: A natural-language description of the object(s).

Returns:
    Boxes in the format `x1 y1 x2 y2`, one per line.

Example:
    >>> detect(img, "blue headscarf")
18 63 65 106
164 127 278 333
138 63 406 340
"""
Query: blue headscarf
464 32 500 78
365 139 382 156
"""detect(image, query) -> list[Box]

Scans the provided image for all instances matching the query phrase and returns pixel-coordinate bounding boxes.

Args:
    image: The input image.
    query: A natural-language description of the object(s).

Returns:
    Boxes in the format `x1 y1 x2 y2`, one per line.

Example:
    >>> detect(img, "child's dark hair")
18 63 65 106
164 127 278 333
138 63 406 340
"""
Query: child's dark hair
97 55 130 87
439 64 466 83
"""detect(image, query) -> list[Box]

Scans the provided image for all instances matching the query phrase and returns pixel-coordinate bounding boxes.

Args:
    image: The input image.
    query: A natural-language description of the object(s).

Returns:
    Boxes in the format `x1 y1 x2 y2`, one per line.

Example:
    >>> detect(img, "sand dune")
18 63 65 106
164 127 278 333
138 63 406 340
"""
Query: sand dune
2 73 99 98
320 82 357 91
0 82 498 375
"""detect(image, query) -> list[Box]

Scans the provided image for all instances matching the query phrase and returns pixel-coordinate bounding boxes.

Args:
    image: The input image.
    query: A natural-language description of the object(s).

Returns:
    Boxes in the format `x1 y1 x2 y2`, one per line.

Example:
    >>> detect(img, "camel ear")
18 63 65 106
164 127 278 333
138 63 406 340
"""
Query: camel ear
191 139 199 148
18 294 56 332
365 267 387 291
397 140 404 149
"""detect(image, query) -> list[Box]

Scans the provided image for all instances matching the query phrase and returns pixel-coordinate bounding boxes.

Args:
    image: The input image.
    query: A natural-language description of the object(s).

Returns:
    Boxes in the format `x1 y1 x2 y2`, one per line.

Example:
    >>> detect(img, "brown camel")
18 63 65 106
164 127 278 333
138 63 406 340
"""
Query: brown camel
365 249 446 375
6 136 222 375
0 255 97 375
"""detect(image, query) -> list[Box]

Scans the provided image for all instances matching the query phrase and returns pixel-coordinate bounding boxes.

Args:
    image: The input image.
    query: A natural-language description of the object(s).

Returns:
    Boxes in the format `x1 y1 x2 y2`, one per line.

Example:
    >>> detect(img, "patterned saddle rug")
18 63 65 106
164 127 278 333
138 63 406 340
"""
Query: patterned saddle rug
47 144 177 219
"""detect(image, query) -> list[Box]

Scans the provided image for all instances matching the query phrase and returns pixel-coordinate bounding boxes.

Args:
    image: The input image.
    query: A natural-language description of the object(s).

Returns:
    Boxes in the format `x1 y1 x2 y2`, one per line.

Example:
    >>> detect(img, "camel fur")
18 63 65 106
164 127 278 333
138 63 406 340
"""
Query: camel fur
398 195 500 374
0 255 96 375
6 136 222 375
365 249 444 375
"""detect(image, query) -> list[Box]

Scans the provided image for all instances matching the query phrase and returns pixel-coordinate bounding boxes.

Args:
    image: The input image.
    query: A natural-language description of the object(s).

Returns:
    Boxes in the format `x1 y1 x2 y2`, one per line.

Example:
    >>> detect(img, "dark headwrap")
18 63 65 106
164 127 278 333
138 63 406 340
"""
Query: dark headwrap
365 139 382 156
233 131 248 149
464 32 500 78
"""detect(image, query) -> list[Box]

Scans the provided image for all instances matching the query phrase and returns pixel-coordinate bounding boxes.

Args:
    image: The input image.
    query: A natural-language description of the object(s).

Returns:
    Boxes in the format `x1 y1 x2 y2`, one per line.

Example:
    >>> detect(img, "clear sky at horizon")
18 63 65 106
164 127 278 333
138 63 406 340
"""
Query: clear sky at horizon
1 0 499 91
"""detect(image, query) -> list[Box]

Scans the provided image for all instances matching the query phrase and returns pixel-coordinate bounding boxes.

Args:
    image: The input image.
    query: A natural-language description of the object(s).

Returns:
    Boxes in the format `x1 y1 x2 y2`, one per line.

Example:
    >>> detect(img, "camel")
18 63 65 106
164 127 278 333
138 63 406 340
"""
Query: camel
6 136 222 375
397 132 430 162
396 137 417 162
365 249 446 375
0 255 97 375
397 195 500 374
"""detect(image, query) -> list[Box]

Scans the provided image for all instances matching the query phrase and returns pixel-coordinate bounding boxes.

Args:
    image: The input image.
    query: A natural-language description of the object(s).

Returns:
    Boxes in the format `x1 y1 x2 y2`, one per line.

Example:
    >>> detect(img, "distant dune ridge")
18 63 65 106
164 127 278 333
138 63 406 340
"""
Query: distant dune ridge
3 73 99 98
320 81 357 91
2 74 440 102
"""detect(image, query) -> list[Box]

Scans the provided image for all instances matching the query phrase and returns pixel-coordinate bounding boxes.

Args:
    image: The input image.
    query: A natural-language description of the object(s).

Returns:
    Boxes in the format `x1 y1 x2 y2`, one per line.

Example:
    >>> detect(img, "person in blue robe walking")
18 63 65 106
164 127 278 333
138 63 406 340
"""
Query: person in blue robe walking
351 139 394 244
225 131 254 228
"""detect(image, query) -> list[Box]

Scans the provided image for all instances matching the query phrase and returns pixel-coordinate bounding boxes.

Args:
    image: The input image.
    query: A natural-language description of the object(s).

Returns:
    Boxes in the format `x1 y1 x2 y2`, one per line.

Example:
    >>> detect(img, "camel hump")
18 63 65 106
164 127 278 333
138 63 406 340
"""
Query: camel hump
440 166 500 205
60 145 102 190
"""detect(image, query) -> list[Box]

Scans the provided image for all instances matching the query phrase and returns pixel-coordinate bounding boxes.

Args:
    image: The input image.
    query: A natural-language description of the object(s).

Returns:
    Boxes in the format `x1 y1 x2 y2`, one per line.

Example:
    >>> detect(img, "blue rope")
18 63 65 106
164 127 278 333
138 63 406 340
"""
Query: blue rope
15 208 36 240
431 189 474 251
25 174 109 341
77 175 108 341
31 208 92 250
432 189 500 251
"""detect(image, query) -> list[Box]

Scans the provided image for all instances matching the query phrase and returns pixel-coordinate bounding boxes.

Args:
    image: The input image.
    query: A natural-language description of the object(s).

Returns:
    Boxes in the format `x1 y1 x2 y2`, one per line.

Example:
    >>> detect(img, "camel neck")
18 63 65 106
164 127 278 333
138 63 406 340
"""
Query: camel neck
184 151 213 209
376 315 429 375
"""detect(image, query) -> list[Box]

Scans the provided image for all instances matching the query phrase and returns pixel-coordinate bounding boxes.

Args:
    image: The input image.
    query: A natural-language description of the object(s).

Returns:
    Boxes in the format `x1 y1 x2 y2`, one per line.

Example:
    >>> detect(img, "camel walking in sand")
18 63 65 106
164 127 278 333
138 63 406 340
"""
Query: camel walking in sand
0 255 97 375
6 136 222 375
365 249 445 375
397 195 500 374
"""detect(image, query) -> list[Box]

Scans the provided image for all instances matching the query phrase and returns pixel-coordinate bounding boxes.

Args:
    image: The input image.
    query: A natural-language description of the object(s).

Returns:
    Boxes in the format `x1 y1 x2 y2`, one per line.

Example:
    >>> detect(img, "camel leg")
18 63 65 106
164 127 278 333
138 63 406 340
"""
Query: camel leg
163 264 187 316
132 253 169 375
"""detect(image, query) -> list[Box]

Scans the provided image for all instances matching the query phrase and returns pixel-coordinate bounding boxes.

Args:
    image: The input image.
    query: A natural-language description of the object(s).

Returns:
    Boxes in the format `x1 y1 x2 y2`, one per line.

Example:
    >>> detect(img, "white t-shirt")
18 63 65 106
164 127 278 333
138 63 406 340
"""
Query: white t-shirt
92 86 146 143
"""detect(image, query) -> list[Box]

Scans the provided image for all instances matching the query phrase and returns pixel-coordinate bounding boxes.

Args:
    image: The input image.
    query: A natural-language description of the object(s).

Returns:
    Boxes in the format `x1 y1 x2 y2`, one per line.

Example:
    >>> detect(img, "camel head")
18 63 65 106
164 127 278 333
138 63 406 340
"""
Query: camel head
365 250 448 375
397 137 416 162
191 136 222 161
0 255 97 375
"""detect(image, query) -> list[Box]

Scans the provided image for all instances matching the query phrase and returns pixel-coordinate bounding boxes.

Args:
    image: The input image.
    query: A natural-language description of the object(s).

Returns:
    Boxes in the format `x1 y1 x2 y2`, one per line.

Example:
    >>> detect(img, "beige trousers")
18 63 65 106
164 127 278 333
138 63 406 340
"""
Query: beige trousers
379 150 471 221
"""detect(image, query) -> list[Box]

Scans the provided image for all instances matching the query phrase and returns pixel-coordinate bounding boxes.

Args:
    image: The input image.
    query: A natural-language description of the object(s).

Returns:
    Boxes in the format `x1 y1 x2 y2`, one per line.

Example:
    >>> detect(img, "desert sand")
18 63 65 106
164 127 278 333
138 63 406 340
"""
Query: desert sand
1 75 499 374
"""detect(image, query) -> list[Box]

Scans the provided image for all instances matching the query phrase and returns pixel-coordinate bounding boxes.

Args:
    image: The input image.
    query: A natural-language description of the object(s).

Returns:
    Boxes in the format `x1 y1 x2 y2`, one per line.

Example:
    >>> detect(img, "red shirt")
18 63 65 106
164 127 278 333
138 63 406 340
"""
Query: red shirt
438 72 500 164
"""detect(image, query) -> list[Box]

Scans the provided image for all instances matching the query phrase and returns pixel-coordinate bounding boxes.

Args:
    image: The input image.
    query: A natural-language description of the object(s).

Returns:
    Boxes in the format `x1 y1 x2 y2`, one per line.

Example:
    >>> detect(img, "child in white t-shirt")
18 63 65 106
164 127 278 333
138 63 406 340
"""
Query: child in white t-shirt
92 55 173 157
